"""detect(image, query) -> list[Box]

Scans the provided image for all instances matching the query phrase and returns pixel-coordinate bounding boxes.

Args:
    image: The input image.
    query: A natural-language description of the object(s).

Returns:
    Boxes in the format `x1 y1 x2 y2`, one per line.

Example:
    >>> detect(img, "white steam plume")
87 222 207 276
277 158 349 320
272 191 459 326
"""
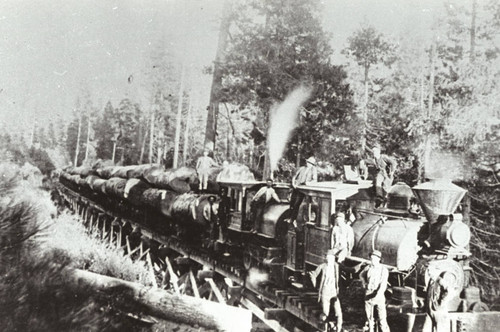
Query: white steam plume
268 86 312 174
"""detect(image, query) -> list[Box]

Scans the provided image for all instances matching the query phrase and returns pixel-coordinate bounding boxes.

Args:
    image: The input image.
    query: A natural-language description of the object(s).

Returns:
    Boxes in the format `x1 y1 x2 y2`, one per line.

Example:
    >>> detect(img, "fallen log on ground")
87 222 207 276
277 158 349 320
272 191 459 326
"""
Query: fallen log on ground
71 269 252 332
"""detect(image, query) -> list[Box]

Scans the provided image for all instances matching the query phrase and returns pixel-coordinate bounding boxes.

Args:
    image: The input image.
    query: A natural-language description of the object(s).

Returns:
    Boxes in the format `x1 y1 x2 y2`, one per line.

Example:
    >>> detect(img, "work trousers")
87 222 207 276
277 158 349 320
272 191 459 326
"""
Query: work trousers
374 173 392 199
198 171 209 190
365 298 390 332
321 296 343 331
289 190 305 221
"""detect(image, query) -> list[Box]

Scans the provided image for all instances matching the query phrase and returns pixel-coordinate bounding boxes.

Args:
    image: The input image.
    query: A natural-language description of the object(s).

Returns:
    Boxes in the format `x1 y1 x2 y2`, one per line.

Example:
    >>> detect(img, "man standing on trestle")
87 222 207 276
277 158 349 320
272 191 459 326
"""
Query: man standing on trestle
309 249 343 332
360 250 390 332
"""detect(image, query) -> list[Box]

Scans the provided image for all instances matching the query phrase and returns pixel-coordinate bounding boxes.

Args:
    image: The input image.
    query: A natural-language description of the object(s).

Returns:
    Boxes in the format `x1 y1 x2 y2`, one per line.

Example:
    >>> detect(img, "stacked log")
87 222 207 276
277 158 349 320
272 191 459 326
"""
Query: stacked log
124 178 151 204
69 166 94 178
110 165 136 179
96 166 116 179
91 178 107 194
144 167 198 193
103 177 128 198
170 193 199 224
127 164 163 179
84 175 101 189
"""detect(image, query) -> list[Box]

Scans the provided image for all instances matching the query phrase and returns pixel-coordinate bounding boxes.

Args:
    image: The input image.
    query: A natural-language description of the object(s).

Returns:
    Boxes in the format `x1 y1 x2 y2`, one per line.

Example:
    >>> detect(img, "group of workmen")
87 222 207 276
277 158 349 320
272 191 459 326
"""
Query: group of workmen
197 144 397 331
310 211 390 332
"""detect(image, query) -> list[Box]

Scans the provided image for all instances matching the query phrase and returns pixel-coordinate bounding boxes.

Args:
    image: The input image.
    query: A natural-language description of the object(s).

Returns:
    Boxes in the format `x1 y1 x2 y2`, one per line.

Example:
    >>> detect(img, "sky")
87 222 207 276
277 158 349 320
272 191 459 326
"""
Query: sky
0 0 452 136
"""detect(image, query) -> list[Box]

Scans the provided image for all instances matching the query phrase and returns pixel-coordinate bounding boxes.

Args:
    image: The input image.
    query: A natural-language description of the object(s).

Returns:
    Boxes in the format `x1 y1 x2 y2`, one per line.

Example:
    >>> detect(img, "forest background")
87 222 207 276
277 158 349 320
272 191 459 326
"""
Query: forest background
0 0 498 307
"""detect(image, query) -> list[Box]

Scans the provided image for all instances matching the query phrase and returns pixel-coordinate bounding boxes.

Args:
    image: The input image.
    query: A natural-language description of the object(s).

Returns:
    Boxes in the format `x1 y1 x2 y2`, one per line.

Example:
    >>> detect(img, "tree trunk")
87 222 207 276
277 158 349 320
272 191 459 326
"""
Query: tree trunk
173 64 186 168
361 65 369 152
423 40 436 179
85 114 91 163
149 103 156 165
112 141 117 163
182 94 192 165
470 0 477 63
139 121 148 164
71 269 252 332
74 113 82 167
204 0 231 152
418 68 425 183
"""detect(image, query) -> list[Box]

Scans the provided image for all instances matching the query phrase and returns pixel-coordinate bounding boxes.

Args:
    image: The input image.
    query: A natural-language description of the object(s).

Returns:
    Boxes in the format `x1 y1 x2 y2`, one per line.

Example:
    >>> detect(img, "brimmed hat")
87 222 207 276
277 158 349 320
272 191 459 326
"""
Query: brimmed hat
306 156 317 166
371 250 382 258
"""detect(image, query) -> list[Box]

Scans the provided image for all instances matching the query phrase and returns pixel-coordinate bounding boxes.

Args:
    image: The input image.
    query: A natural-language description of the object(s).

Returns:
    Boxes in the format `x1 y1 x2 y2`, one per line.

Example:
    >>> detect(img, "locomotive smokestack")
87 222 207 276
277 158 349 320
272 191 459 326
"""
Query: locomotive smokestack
412 178 466 224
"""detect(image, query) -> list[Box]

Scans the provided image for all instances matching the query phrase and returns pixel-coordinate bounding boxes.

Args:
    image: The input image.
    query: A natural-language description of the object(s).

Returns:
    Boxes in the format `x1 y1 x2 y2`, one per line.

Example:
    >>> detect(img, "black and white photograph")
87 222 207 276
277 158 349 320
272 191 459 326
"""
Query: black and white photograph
0 0 499 331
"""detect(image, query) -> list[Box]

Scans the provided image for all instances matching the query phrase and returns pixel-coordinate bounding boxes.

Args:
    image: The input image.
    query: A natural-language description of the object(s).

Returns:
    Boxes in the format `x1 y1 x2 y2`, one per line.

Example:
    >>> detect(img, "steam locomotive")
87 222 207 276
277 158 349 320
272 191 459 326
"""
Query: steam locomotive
58 163 491 331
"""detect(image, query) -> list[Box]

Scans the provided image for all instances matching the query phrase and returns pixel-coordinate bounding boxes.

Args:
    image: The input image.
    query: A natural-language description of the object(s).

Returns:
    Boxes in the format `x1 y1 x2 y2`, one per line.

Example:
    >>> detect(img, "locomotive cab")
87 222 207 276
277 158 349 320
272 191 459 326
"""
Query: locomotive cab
285 181 372 274
218 181 291 236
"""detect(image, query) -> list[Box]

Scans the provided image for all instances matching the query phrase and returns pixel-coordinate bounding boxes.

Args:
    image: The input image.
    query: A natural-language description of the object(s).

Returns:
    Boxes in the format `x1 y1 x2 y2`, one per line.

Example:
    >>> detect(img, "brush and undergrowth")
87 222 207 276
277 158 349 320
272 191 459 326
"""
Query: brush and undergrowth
0 163 212 332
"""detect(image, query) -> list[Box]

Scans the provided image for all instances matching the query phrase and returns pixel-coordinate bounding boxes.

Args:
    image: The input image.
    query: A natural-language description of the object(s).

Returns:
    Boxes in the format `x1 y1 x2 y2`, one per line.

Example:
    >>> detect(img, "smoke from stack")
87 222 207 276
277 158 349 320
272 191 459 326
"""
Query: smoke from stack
268 86 312 174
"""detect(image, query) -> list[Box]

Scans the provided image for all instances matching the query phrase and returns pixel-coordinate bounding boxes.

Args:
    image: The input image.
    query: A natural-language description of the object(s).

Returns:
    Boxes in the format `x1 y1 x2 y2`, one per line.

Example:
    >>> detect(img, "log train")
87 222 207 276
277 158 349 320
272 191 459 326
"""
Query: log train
57 162 497 331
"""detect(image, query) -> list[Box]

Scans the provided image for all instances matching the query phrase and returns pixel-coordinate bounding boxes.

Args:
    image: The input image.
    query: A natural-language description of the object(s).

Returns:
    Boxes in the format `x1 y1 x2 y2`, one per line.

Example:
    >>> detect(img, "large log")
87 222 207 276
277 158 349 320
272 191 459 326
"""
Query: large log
110 165 136 179
96 166 117 179
69 165 94 178
124 178 151 204
103 177 128 198
144 167 198 193
71 269 252 332
127 164 164 179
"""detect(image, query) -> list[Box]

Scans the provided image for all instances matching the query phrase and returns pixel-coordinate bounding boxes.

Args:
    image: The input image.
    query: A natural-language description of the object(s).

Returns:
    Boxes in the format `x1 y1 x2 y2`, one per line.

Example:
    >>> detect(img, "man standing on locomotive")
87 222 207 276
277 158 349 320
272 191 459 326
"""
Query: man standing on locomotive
289 156 318 226
309 249 343 332
360 144 397 208
250 178 280 234
360 250 390 332
330 212 354 263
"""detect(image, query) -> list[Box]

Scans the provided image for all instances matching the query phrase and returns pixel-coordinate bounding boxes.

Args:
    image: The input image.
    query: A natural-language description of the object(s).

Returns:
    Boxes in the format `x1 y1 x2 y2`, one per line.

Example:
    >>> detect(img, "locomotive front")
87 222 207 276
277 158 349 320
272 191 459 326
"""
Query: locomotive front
349 178 473 314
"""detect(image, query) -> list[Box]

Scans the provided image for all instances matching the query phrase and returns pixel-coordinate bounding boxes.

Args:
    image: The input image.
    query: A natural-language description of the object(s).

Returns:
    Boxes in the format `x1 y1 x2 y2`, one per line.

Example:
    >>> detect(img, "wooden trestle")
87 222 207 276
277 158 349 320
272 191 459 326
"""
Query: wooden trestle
57 184 328 332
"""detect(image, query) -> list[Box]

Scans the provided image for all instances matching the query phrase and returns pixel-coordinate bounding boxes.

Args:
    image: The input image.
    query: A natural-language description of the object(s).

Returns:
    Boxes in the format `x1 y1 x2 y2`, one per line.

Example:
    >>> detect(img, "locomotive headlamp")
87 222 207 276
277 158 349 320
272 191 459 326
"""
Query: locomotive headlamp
446 220 470 248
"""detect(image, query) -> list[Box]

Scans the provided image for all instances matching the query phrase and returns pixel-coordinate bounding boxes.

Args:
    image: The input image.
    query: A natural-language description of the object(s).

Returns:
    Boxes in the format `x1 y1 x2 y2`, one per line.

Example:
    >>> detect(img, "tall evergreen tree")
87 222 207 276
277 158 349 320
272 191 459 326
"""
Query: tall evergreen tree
218 0 354 173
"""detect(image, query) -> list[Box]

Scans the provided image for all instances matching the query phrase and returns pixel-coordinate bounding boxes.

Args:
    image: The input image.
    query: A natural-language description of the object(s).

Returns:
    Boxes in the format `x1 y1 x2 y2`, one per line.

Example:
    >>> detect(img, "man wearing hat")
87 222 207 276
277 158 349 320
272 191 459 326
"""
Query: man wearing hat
360 144 397 208
330 212 355 263
309 249 343 332
360 250 390 332
289 156 318 225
